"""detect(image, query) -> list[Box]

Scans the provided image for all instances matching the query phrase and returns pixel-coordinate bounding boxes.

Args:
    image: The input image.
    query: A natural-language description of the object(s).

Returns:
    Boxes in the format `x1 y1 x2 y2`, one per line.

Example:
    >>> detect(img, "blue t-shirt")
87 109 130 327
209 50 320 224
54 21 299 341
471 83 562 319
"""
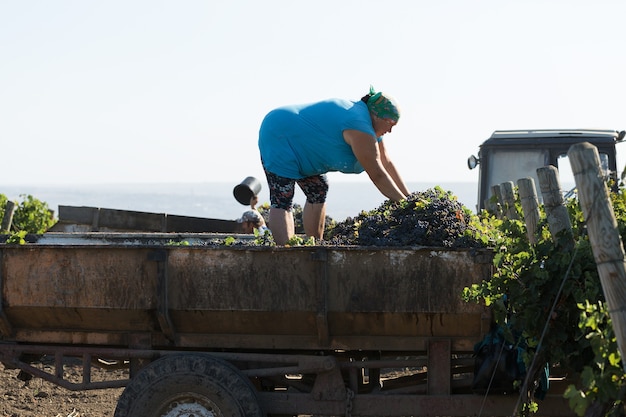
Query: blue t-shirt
258 98 378 179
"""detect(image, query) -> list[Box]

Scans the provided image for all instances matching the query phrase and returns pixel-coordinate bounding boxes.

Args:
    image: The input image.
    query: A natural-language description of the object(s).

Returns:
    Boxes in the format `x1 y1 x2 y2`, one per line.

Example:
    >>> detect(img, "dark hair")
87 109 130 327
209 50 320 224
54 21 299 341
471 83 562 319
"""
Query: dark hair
360 94 371 103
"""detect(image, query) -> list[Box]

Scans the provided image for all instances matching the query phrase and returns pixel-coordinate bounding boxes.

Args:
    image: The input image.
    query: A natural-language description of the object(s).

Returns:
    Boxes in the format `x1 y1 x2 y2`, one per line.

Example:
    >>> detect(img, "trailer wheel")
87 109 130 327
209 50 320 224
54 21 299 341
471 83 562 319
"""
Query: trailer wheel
114 353 265 417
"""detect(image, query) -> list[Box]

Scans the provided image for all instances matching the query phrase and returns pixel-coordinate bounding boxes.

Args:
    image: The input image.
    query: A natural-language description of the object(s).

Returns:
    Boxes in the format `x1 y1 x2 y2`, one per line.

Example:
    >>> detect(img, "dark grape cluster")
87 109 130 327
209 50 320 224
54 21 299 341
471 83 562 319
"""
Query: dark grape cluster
324 188 486 248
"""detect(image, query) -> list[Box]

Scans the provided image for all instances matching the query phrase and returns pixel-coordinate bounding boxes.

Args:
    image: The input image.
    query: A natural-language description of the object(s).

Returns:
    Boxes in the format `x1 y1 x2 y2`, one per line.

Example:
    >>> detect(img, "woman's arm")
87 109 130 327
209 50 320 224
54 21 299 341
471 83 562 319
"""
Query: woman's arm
343 129 407 202
378 139 411 196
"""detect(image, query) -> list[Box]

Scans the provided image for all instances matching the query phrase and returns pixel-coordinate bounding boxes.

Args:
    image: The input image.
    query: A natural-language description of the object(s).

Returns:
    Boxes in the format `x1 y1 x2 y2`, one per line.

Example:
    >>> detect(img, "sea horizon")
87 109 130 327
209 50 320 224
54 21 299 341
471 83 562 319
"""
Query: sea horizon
0 181 479 222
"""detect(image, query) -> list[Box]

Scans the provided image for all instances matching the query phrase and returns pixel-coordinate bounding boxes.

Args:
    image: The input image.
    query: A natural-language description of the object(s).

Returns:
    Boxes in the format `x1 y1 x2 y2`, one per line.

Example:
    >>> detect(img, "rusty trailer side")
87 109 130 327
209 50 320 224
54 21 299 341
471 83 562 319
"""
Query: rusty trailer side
0 238 492 352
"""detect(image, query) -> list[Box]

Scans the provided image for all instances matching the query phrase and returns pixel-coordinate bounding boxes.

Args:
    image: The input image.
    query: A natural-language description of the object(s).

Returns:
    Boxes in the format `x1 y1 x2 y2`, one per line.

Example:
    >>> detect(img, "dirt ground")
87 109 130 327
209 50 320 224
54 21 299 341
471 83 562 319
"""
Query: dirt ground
0 361 124 417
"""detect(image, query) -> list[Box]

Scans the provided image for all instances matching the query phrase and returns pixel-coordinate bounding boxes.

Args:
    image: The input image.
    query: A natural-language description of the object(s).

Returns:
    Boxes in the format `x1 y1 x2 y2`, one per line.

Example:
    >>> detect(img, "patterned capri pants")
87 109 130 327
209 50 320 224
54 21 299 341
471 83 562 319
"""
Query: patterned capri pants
263 168 329 211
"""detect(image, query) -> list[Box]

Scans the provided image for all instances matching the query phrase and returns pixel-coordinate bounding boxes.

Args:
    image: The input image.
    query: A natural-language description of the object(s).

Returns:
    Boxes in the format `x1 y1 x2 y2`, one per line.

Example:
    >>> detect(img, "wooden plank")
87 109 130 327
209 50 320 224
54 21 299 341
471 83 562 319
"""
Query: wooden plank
98 208 164 231
427 339 451 395
57 205 98 224
257 392 575 417
166 214 238 233
54 205 239 233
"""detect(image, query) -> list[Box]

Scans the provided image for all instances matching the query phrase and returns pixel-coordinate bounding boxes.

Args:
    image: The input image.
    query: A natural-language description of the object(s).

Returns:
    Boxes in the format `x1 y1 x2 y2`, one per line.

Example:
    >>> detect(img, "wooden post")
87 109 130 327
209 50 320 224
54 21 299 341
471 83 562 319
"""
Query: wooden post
537 166 574 249
568 142 626 368
518 177 540 244
490 184 504 218
427 339 451 395
1 201 16 233
501 181 519 220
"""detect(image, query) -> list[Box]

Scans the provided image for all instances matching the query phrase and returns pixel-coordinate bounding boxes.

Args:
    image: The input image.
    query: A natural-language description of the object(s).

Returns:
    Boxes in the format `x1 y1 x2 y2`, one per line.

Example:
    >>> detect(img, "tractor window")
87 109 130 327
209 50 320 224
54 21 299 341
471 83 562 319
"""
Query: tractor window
556 154 575 192
557 152 610 194
486 149 548 192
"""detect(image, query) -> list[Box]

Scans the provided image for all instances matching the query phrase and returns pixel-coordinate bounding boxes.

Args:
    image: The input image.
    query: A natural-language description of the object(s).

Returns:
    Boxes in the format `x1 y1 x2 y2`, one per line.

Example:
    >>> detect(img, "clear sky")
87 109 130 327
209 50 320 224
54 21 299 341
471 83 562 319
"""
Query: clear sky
1 1 625 186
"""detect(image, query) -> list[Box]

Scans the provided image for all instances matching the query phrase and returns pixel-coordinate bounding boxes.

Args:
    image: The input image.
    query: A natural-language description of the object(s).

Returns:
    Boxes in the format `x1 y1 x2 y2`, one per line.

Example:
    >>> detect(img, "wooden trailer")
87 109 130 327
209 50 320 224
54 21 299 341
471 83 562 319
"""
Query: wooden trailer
0 233 573 416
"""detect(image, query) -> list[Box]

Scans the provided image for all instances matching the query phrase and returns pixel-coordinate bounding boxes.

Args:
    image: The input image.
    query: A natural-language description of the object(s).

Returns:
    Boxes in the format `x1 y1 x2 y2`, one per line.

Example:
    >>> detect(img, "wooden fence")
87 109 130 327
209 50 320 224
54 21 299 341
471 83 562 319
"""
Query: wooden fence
487 142 626 370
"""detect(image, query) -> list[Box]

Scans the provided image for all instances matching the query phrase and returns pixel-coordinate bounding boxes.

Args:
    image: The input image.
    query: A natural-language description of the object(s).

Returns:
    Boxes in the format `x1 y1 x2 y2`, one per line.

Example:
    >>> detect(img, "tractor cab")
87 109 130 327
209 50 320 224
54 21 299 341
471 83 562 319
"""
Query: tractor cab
468 129 625 211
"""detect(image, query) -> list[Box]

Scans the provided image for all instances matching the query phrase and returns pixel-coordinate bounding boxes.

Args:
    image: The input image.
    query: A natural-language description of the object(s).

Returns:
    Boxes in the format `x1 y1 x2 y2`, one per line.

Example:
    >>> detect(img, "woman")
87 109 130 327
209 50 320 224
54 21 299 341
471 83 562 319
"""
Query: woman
258 86 410 245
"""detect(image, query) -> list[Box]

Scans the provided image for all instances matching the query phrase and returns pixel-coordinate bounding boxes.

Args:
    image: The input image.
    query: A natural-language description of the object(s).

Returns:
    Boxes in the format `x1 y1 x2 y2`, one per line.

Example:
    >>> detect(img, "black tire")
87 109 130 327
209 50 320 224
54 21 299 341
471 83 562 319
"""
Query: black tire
114 353 265 417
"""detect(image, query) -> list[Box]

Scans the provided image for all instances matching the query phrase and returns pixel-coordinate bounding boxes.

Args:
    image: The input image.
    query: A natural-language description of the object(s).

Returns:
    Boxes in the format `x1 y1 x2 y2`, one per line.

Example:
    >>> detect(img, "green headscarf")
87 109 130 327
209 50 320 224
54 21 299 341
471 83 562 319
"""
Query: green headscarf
366 85 400 122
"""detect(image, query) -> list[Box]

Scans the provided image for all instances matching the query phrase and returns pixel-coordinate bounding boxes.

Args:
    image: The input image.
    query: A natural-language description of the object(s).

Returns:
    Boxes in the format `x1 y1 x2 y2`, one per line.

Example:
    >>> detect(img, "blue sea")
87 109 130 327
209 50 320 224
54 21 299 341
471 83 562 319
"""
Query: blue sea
0 181 479 222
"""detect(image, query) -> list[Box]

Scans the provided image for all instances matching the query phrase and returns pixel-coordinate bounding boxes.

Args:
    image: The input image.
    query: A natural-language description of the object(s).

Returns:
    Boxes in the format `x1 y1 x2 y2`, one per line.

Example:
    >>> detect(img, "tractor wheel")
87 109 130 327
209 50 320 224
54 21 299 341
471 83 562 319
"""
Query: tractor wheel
114 353 265 417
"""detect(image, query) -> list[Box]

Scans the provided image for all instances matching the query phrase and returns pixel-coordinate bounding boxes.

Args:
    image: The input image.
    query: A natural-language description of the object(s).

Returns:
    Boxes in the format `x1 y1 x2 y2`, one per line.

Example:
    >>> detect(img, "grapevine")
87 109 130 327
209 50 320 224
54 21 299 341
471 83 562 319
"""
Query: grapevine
464 184 626 417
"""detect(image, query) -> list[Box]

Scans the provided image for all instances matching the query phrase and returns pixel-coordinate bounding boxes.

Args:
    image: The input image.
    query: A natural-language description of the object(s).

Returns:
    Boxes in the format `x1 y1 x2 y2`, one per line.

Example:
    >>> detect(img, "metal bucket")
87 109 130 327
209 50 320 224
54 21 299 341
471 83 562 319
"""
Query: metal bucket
233 177 262 205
